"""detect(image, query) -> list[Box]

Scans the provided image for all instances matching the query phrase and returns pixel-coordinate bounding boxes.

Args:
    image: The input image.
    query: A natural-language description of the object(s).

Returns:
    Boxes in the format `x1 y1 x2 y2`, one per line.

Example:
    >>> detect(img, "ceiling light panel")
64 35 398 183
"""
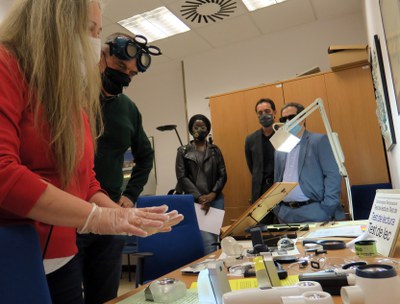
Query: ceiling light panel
242 0 287 12
118 6 190 42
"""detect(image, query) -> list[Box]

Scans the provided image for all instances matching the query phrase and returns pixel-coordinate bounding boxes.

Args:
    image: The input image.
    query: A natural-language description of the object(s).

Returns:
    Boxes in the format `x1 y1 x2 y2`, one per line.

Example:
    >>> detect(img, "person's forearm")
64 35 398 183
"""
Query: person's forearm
26 183 92 229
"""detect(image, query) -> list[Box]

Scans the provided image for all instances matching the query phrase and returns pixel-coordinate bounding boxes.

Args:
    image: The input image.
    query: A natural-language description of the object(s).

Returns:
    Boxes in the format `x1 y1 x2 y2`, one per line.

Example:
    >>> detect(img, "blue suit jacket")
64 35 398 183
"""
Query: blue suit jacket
274 130 345 223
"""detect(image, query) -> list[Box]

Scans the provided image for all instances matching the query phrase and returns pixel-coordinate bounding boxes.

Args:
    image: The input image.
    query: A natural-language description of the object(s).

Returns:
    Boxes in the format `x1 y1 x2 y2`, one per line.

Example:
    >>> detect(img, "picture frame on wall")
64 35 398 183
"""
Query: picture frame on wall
371 34 396 151
379 0 400 114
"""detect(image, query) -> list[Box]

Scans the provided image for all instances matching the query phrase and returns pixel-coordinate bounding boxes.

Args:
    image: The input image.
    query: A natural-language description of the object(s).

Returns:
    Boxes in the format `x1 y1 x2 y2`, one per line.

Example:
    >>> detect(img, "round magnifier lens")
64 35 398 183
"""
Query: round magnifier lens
126 42 138 58
147 45 162 56
140 53 151 68
134 35 148 46
356 264 397 278
363 266 388 273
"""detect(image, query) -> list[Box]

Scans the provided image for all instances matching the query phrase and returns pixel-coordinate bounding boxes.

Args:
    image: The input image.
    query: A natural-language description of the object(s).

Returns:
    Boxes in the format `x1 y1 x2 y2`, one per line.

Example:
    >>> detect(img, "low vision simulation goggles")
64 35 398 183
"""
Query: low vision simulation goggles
107 35 162 72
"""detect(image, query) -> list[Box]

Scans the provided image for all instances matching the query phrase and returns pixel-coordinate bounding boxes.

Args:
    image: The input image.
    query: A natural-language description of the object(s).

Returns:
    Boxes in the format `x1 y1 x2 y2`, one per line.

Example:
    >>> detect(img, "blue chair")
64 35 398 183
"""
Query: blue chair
134 195 205 286
0 224 52 303
351 183 392 219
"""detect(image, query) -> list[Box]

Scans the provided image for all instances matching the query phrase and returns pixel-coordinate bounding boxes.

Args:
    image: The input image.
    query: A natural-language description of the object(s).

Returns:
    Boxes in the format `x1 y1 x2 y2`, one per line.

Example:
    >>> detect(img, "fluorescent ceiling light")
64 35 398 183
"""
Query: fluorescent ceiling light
242 0 287 12
118 6 190 42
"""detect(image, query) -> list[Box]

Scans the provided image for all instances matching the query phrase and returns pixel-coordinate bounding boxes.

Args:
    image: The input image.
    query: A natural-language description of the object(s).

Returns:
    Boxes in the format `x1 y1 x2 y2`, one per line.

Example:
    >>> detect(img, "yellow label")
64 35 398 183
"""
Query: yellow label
254 256 266 272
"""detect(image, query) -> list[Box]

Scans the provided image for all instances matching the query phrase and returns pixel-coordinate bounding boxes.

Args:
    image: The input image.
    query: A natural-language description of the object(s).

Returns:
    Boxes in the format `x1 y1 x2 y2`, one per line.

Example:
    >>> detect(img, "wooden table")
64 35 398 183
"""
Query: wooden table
108 223 400 304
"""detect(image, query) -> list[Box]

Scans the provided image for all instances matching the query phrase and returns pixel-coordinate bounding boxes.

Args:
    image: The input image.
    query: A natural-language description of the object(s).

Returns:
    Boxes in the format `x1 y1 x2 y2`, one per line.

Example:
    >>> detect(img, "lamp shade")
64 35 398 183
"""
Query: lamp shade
270 129 300 152
156 124 177 131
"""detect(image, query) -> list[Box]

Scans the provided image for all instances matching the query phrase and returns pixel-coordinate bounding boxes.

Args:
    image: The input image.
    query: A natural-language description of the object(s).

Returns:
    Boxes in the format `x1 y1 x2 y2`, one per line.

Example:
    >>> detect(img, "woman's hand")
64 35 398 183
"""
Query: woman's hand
78 204 183 237
118 195 134 208
199 192 217 215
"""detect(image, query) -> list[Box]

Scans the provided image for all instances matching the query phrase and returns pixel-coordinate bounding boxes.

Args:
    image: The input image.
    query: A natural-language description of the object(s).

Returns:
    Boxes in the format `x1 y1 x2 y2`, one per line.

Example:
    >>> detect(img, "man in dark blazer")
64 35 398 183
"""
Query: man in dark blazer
245 98 277 224
273 102 346 223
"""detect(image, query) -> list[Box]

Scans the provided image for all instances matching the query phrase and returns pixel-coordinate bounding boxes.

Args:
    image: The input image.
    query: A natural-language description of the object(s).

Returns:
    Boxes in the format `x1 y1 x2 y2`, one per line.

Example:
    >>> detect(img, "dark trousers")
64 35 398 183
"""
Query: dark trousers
76 234 126 304
46 255 84 304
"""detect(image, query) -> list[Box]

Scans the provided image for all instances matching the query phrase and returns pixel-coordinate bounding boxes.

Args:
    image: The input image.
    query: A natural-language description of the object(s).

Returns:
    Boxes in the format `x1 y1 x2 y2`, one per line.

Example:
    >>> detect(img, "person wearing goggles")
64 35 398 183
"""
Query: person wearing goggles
101 34 161 95
273 102 345 224
76 32 165 304
245 98 278 225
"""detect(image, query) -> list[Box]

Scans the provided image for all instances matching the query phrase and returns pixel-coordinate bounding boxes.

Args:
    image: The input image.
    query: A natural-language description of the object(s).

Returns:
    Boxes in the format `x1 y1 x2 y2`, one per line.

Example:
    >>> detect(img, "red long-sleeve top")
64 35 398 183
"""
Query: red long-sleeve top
0 46 102 258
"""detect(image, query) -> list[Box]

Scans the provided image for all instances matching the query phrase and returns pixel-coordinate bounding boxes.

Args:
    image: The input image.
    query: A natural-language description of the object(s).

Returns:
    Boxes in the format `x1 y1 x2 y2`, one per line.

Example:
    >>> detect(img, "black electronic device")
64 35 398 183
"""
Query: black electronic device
250 227 264 248
246 243 269 255
298 271 350 295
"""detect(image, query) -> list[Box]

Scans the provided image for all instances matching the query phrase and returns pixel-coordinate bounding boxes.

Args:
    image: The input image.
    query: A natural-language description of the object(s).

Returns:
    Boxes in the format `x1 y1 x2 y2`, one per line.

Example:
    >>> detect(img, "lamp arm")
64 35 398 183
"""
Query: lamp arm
316 99 354 220
281 99 321 132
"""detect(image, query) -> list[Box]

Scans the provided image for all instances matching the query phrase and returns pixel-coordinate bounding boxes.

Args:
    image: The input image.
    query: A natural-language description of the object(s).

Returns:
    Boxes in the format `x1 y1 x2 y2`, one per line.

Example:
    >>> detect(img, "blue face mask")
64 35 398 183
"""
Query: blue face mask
290 123 302 135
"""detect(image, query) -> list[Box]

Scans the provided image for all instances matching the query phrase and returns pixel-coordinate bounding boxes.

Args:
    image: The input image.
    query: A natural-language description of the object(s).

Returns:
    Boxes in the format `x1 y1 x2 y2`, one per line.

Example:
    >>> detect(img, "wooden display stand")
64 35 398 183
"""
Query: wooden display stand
221 182 297 239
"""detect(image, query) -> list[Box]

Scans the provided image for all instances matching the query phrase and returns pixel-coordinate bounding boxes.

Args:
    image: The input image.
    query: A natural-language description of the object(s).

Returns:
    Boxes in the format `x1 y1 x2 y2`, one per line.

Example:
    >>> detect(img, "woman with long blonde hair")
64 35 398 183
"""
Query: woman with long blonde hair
0 1 183 302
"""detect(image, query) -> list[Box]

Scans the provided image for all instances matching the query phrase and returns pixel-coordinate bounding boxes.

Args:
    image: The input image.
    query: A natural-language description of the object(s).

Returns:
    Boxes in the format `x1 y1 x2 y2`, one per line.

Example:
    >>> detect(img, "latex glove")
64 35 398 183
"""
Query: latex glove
143 210 184 235
78 203 173 237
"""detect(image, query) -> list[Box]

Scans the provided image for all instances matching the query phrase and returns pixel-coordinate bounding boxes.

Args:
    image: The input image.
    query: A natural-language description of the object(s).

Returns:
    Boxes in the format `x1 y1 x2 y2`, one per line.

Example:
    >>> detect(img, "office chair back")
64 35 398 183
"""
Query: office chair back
136 195 205 283
0 224 52 303
351 183 392 219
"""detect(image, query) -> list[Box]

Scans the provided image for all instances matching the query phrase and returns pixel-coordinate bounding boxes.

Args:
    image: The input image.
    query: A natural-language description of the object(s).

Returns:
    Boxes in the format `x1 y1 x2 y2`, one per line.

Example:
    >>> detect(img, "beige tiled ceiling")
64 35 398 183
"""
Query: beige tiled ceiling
0 0 364 61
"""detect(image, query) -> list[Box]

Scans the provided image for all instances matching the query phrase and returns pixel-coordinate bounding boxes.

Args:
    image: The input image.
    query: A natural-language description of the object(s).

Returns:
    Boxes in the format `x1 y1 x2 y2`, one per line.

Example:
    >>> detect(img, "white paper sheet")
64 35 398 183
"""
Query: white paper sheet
194 203 225 235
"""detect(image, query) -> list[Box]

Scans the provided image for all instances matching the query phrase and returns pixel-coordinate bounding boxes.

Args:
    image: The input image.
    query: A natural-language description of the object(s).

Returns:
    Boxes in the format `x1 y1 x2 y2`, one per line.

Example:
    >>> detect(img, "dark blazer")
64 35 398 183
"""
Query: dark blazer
245 129 270 203
175 142 227 201
274 130 345 222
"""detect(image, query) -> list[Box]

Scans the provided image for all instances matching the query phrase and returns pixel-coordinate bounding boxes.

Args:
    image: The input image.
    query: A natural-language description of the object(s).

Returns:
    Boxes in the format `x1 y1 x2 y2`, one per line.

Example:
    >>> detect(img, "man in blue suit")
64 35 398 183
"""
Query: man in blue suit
273 102 345 223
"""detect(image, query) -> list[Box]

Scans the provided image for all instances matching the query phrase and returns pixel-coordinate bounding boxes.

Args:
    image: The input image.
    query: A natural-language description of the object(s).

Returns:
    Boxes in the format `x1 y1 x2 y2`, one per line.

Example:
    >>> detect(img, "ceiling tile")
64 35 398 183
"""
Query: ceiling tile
311 0 363 20
102 0 164 21
195 14 261 48
100 22 135 41
251 0 316 35
153 31 213 60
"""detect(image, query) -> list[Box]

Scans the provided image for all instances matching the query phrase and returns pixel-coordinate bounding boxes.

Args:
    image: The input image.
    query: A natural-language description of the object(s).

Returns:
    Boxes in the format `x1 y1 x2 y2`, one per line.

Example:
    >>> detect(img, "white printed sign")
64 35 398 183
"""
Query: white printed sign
367 190 400 257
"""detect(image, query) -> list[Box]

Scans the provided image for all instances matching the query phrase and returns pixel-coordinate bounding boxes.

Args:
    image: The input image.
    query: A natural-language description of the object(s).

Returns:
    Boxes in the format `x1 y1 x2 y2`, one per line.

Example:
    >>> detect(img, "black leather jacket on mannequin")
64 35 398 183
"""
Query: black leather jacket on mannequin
175 141 227 201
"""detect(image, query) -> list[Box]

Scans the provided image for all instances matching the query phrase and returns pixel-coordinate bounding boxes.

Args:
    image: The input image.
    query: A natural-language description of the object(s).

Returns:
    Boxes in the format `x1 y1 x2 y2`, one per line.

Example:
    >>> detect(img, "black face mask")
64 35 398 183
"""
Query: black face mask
194 131 208 141
259 113 274 128
101 67 131 95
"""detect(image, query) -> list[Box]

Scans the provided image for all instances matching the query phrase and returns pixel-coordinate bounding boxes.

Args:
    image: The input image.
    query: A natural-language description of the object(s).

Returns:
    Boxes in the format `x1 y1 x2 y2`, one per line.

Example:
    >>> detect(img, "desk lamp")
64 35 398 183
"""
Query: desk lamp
156 124 184 146
270 98 354 220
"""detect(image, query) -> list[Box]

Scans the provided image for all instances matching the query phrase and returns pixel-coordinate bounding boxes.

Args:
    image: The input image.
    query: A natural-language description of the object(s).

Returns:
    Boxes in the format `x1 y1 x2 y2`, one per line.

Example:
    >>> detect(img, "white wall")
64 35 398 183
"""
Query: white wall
364 0 400 188
132 12 368 195
123 60 188 195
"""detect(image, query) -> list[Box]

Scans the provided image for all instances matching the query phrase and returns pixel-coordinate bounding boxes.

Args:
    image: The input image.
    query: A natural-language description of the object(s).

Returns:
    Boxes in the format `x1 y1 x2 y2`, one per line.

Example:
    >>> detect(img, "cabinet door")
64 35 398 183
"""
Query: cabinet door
210 84 284 225
324 66 389 185
282 75 329 134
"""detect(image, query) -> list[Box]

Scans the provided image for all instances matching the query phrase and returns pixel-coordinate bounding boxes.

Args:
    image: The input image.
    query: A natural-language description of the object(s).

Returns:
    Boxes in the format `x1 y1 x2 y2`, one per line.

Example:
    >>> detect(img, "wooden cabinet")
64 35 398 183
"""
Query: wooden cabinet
210 66 389 225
